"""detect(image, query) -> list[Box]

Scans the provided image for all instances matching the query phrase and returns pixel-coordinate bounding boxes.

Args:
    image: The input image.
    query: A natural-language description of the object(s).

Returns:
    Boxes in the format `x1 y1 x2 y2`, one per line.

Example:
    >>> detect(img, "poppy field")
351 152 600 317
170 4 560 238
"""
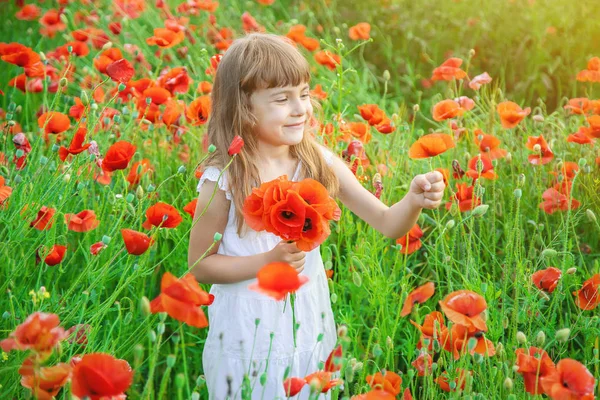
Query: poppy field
1 0 600 399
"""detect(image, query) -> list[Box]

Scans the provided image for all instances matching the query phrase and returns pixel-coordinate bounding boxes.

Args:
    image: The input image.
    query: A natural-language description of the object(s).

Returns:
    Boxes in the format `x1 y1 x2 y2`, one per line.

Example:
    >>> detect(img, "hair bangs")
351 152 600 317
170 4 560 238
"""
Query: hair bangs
240 34 310 92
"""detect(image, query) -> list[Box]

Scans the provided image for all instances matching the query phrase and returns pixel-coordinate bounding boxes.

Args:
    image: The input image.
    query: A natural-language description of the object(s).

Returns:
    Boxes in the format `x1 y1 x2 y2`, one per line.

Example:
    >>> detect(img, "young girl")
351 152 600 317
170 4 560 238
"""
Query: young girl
189 33 446 399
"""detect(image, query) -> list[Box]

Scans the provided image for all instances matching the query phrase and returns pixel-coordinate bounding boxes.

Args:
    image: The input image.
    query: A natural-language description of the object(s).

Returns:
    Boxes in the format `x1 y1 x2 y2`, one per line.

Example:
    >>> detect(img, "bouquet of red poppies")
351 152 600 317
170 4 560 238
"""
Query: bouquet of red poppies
242 175 341 251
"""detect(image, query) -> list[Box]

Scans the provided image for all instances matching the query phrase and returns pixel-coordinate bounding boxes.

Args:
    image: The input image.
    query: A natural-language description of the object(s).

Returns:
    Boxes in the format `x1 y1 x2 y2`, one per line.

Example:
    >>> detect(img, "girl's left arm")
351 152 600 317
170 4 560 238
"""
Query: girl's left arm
328 150 446 239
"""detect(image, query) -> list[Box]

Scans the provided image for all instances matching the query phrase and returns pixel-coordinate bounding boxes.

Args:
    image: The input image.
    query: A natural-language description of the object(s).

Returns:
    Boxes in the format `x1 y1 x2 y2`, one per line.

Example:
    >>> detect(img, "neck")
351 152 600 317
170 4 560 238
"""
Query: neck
256 141 293 163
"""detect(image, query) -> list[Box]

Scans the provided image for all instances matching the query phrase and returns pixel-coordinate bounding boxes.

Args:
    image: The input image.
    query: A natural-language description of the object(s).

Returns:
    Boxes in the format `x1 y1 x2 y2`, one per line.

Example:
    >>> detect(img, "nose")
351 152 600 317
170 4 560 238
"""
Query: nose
290 97 306 116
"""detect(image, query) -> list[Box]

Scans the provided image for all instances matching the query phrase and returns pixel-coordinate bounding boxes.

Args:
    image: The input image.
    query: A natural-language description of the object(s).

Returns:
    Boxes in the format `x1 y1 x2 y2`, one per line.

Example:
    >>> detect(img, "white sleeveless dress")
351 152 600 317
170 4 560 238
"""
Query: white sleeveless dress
197 149 337 400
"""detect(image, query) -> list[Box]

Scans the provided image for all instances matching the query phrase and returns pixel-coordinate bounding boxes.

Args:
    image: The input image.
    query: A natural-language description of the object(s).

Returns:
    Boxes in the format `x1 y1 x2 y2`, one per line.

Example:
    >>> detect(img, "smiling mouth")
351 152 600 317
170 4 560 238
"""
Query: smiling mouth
285 122 305 127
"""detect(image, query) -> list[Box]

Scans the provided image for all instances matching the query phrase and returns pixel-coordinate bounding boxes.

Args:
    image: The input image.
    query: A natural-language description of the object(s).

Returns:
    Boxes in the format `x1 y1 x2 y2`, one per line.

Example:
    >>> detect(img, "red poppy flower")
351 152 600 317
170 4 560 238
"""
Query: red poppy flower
314 50 341 70
38 112 70 134
42 245 67 266
142 202 183 229
412 353 433 376
228 135 244 156
183 199 198 218
58 127 91 162
311 84 327 100
39 9 66 38
156 66 192 95
185 95 211 126
432 100 465 121
0 175 12 207
466 154 497 180
400 281 435 317
90 242 107 256
473 129 507 160
106 58 135 84
435 368 471 392
586 115 600 138
497 101 531 129
71 353 133 400
395 224 423 255
64 210 99 232
358 104 386 126
411 311 446 338
248 262 309 301
468 72 492 90
564 98 591 115
576 56 600 83
304 371 343 393
1 46 40 68
324 345 343 372
102 141 136 172
283 377 306 397
514 347 555 395
197 81 213 94
540 359 596 400
146 28 185 49
439 290 487 332
539 188 580 215
29 206 56 230
525 135 554 165
445 183 481 213
532 267 562 293
0 312 67 359
408 133 455 159
19 360 71 400
431 58 467 81
573 273 600 310
150 272 213 327
121 229 154 255
290 179 341 221
126 159 153 186
15 4 41 20
349 22 371 40
440 323 495 360
365 370 402 396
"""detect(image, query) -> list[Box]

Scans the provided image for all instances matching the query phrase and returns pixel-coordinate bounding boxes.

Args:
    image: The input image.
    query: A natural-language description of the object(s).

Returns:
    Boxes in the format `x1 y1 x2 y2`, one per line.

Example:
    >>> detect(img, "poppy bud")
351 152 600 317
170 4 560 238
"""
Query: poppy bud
352 361 363 372
496 342 505 357
373 343 382 357
533 115 544 122
513 188 522 199
331 293 337 303
140 296 151 316
471 204 489 217
555 328 570 343
191 393 200 400
541 248 557 258
578 158 587 168
228 135 244 156
352 271 362 287
148 330 157 342
503 377 513 391
386 336 393 349
536 330 546 346
413 104 420 113
177 165 186 174
166 354 176 368
383 70 391 81
337 325 348 337
445 219 455 230
102 41 113 50
469 48 476 57
344 364 354 383
505 152 512 163
136 186 144 199
208 144 216 153
213 232 223 241
516 331 527 344
175 373 185 389
566 267 577 274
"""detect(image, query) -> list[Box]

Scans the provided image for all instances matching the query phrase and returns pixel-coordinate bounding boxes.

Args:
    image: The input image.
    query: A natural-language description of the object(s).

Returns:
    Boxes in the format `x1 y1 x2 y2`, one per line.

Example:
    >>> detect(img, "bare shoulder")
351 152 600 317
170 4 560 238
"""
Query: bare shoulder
188 180 230 265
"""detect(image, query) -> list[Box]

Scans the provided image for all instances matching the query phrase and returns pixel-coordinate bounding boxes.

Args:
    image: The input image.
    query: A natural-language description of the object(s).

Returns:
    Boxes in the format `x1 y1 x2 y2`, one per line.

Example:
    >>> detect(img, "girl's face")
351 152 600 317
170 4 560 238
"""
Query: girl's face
248 82 313 148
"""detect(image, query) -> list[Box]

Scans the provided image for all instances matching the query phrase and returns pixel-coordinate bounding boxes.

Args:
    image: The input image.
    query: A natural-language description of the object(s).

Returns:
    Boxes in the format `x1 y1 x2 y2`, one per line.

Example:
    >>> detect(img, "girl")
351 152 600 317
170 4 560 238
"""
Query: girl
189 33 445 399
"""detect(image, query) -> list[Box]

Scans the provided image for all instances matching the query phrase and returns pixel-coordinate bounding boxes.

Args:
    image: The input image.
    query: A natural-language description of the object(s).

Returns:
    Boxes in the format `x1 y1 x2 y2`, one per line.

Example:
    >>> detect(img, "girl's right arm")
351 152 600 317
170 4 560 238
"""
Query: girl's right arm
187 181 306 284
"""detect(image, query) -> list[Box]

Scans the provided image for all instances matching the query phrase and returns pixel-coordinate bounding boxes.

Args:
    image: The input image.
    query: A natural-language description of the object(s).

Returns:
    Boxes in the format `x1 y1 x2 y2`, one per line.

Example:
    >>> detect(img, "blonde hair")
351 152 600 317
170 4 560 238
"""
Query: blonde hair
203 33 340 236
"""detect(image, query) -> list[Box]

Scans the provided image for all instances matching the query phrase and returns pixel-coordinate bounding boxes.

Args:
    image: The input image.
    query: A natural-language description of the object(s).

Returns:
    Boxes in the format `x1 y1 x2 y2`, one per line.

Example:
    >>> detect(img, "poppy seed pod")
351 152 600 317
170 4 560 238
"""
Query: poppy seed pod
555 328 570 343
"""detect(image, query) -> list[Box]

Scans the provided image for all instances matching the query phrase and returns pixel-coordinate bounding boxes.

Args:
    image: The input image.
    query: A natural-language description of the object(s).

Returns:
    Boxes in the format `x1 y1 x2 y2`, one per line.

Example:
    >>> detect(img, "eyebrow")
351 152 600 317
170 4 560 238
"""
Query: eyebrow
270 85 310 97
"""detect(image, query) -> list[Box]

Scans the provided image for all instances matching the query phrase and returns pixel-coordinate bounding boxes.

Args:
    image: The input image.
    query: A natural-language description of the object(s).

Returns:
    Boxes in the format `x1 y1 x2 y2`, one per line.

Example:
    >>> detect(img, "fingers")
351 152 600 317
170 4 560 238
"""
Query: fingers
426 171 445 184
423 198 443 209
415 175 431 191
424 191 444 201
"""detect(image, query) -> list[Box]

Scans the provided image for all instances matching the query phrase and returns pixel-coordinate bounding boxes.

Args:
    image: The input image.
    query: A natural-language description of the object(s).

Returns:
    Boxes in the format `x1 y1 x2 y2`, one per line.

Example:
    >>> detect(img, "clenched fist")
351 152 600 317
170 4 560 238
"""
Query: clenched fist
408 171 446 209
